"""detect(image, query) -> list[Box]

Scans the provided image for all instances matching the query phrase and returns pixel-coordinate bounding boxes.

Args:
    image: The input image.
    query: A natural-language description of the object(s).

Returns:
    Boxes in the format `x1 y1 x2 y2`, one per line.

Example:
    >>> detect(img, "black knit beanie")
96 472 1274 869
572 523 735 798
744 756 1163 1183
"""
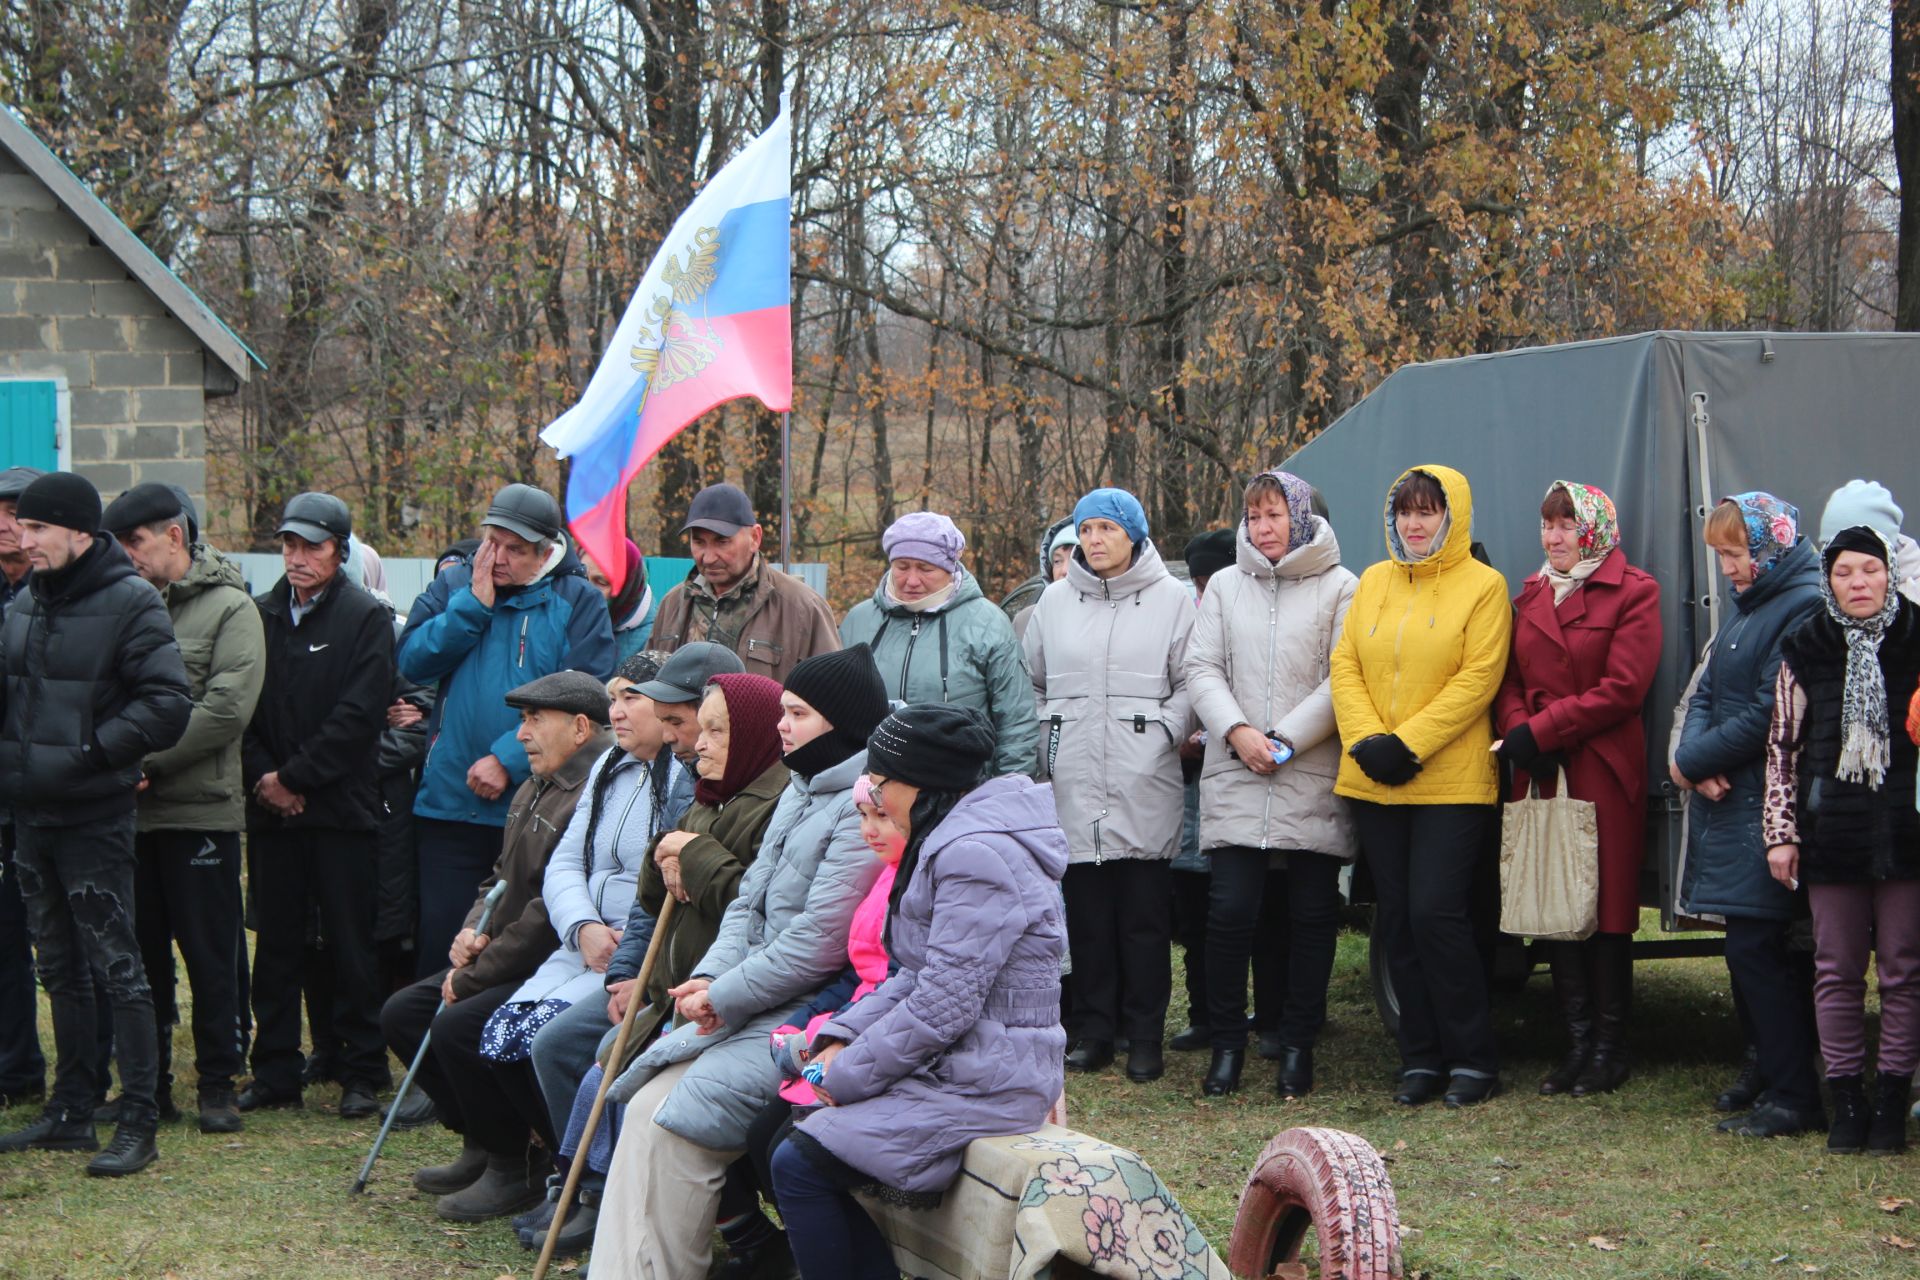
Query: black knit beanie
783 644 891 778
16 472 102 533
1824 524 1890 569
866 703 997 791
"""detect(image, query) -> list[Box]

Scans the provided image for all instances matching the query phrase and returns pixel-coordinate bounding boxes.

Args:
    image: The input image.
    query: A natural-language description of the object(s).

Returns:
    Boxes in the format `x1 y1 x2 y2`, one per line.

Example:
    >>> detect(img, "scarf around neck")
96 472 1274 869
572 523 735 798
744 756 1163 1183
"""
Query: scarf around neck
882 575 959 614
1821 528 1901 788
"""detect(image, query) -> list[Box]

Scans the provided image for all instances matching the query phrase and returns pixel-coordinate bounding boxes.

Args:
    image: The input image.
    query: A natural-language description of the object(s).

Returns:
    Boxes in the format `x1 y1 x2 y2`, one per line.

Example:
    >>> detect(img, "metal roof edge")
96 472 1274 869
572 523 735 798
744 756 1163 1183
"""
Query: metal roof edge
0 101 263 381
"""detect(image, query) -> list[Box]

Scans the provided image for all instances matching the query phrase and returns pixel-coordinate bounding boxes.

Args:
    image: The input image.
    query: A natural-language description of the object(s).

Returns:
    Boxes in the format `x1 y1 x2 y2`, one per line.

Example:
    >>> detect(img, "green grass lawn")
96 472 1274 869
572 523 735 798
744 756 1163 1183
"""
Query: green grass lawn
2 924 1916 1278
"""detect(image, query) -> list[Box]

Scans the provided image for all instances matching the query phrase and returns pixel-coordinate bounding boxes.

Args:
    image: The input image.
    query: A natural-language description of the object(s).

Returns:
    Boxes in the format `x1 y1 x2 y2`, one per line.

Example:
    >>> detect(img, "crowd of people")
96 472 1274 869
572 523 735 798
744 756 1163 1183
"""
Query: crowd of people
0 456 1916 1277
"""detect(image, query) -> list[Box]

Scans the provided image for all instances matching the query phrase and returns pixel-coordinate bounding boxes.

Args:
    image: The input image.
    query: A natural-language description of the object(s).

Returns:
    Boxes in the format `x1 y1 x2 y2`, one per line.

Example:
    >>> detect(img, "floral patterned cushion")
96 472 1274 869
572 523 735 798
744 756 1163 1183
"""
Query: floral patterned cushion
857 1123 1230 1280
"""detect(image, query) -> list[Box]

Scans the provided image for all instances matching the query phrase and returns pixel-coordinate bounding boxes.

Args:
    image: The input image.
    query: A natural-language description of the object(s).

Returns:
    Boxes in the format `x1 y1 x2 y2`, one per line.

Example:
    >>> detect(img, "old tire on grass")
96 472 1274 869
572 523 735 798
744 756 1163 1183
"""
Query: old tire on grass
1227 1125 1402 1280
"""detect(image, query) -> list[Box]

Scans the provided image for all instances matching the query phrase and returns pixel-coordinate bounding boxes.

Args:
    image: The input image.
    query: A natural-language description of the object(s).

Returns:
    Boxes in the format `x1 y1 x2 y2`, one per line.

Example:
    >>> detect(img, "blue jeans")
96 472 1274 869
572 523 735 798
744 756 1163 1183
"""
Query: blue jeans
770 1135 899 1280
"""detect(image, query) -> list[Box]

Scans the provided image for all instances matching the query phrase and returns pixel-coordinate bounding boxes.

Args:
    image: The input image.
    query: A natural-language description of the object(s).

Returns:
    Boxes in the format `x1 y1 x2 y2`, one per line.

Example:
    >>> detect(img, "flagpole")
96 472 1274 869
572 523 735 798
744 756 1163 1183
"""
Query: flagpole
779 410 793 572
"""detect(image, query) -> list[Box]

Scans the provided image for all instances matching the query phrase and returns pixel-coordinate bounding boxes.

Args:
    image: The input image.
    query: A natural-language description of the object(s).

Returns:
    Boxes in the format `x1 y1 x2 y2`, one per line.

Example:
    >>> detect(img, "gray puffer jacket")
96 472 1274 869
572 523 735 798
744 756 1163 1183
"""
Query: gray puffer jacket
1023 540 1195 862
840 568 1039 777
1187 518 1358 858
605 748 881 1150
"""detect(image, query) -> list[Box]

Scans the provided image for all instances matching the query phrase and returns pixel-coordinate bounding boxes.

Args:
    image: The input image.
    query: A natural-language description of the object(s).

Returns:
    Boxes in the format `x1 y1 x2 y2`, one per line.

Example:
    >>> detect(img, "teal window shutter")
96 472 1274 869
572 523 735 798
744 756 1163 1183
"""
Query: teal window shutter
0 381 59 471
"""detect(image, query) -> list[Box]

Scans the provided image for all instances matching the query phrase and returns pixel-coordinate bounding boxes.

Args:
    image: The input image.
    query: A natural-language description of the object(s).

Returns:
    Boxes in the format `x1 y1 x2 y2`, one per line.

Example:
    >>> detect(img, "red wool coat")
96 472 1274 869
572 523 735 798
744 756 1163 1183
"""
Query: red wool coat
1493 549 1663 934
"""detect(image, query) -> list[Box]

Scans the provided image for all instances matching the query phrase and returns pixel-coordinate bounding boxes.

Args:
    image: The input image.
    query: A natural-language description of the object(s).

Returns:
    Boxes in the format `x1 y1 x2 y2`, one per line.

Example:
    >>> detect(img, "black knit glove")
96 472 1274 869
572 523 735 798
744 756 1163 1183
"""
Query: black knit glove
1350 734 1421 786
1496 722 1540 768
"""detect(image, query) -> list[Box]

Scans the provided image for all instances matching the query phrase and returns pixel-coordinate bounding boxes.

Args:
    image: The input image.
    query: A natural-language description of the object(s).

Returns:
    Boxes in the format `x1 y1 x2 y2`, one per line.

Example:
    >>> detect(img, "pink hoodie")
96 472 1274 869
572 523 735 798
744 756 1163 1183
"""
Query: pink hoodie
775 860 896 1105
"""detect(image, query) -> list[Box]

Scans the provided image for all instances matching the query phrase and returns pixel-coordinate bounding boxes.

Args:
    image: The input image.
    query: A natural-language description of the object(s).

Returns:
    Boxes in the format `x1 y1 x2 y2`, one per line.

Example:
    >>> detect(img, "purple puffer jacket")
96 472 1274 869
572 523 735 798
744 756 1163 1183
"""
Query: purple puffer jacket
798 774 1068 1193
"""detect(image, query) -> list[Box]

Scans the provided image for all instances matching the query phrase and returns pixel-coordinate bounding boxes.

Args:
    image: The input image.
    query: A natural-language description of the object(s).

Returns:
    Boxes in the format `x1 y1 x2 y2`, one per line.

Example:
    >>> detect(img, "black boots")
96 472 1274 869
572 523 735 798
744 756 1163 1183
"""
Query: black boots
1276 1046 1314 1099
1168 1025 1210 1052
1715 1046 1766 1112
436 1148 546 1222
85 1118 158 1177
1444 1073 1501 1109
1827 1076 1870 1154
414 1136 490 1195
1572 934 1632 1096
197 1088 243 1135
1868 1073 1913 1155
1540 941 1593 1096
1125 1040 1165 1083
1064 1040 1115 1073
1201 1049 1244 1097
0 1109 98 1153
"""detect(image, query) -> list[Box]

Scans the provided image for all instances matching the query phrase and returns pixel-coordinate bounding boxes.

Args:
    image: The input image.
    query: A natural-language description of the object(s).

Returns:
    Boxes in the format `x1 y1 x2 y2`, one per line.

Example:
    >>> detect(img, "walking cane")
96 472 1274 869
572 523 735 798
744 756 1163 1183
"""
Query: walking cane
533 894 677 1280
350 879 509 1195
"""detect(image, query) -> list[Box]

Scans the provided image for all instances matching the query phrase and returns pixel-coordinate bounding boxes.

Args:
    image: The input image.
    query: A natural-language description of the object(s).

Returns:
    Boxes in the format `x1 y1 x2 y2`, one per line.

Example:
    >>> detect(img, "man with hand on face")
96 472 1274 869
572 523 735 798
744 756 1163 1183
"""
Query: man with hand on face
398 484 617 977
239 492 395 1118
0 472 190 1177
380 670 617 1221
649 482 838 684
102 484 264 1135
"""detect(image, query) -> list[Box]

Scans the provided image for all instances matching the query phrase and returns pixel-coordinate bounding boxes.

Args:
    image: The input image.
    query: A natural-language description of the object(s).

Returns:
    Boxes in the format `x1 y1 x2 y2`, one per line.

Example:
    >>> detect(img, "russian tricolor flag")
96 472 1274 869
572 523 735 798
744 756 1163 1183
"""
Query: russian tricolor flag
542 105 792 592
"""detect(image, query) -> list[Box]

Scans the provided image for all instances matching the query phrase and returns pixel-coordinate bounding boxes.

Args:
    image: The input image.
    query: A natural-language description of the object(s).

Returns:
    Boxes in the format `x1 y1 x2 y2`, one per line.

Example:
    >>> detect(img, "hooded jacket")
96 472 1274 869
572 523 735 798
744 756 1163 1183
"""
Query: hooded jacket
1677 536 1824 920
841 568 1039 777
1329 465 1510 806
0 537 190 826
397 536 617 826
1187 516 1358 857
798 775 1068 1193
243 573 395 832
603 749 884 1149
447 724 613 999
137 545 266 833
1023 539 1196 862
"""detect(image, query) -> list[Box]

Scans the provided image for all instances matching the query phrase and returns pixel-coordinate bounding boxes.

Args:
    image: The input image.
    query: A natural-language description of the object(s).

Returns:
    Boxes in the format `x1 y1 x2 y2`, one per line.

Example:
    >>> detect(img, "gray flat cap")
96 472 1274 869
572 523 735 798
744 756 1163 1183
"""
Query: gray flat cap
503 670 612 725
0 467 47 502
483 483 564 545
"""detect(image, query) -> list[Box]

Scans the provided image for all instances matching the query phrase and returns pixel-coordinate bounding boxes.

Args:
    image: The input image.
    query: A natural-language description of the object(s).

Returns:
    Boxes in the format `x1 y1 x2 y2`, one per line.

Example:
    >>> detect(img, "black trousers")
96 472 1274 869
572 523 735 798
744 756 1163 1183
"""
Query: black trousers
1062 859 1172 1044
1205 847 1342 1051
249 828 389 1095
134 830 246 1097
414 818 503 979
381 972 550 1153
11 813 160 1123
0 826 47 1098
1170 868 1211 1028
1723 915 1821 1112
1356 801 1499 1077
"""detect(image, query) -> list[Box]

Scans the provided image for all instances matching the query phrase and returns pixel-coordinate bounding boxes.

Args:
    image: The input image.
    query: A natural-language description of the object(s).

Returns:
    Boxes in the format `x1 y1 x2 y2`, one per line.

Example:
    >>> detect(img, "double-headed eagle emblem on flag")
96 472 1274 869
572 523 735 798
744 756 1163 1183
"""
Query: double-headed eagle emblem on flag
629 226 722 394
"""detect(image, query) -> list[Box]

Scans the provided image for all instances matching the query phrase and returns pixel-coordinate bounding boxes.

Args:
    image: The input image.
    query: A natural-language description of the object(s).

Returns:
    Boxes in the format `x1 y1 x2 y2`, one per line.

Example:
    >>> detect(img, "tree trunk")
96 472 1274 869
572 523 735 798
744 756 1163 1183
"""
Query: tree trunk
1896 0 1920 329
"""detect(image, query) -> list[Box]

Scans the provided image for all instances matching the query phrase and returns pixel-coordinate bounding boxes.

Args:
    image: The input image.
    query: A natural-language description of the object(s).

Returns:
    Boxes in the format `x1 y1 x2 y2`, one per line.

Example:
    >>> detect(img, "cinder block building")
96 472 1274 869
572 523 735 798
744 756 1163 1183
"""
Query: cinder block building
0 104 258 510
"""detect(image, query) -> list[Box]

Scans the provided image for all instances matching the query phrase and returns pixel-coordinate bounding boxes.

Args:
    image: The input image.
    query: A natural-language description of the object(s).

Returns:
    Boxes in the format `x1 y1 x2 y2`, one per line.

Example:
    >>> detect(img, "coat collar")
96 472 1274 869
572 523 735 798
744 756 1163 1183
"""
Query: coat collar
1521 547 1628 638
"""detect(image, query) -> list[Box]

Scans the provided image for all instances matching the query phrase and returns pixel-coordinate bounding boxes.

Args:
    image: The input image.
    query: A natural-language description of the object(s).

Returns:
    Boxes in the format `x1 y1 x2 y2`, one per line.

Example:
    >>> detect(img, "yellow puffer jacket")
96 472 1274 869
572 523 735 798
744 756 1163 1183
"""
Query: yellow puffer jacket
1330 464 1510 806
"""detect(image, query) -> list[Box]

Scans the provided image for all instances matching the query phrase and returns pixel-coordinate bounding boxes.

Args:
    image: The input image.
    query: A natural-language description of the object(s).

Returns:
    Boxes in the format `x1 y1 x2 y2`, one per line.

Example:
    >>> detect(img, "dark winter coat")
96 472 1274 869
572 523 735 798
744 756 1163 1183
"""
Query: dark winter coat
1677 537 1823 921
243 574 396 832
397 538 616 826
373 674 433 945
1494 549 1663 933
800 775 1068 1194
0 537 190 826
1774 606 1920 884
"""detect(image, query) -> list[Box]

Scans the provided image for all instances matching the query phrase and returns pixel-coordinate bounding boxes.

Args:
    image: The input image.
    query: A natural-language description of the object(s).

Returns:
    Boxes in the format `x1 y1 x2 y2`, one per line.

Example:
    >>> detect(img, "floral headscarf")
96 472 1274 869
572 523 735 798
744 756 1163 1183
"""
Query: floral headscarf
1723 492 1800 579
1248 468 1319 556
1540 481 1620 604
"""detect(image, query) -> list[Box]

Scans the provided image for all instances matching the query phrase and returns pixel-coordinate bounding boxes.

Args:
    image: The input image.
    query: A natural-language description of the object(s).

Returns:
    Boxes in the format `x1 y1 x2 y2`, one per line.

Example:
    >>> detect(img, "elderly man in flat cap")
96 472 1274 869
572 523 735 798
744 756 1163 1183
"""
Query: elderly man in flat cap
238 492 395 1119
397 484 617 983
380 669 616 1222
100 483 264 1136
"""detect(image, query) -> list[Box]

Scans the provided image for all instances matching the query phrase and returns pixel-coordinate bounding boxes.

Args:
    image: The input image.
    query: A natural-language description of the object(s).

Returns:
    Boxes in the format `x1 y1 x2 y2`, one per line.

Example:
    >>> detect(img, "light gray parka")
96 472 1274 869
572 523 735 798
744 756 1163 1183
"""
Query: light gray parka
1186 518 1358 859
1022 540 1195 863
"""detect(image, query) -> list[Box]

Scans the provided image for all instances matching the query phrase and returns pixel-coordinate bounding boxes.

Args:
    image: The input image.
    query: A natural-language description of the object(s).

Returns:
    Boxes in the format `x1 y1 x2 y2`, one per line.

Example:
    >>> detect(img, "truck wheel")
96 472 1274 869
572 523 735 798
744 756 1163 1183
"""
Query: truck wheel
1367 922 1401 1041
1227 1126 1403 1280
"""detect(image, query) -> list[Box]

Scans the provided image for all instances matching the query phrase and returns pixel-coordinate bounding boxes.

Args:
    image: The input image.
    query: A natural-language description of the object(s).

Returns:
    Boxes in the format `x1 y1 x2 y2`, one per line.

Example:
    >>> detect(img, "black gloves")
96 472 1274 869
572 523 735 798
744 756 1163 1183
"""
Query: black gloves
1350 734 1421 786
1498 722 1567 779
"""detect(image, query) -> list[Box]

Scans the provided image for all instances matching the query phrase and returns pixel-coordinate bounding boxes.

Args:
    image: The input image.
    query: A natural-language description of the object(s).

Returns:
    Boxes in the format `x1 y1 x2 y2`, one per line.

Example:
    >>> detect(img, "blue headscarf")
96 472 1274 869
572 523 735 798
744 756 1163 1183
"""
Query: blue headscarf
1072 488 1149 545
1722 492 1800 578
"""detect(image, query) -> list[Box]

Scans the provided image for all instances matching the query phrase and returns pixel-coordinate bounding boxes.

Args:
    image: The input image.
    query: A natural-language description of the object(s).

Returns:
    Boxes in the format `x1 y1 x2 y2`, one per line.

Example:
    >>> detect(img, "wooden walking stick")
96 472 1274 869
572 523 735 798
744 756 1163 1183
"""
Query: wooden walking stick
533 894 677 1280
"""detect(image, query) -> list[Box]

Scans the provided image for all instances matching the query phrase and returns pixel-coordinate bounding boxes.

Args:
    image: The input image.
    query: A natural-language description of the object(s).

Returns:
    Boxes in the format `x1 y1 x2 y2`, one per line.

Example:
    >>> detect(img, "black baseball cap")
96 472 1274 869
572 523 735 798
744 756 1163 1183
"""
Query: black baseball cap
483 483 564 545
680 483 756 537
276 492 352 546
635 641 745 705
0 467 46 503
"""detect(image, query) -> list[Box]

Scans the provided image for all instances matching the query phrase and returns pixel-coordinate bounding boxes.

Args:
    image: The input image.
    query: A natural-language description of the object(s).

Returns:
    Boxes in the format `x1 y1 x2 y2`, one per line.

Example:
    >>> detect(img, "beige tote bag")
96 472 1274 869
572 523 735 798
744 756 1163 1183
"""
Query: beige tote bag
1498 766 1599 941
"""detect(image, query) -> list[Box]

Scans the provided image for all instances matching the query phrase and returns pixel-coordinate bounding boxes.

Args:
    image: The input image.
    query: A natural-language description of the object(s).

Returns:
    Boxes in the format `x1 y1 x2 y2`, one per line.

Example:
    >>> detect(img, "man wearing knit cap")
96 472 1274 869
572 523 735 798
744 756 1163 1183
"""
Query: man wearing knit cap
0 465 47 1111
841 511 1038 777
0 472 191 1176
99 483 265 1134
650 481 840 684
1023 484 1195 1085
379 669 617 1222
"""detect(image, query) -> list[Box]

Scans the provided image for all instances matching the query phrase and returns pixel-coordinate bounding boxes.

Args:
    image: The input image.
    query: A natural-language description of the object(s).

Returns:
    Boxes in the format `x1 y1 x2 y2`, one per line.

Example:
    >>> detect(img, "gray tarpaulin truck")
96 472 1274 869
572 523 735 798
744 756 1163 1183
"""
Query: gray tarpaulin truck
1281 330 1920 1007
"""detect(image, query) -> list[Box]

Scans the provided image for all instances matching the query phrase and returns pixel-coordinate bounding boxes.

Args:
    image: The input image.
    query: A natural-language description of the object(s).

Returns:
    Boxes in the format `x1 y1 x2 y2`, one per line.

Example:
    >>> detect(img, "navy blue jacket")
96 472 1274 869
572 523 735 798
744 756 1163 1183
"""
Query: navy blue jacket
1678 537 1823 920
397 540 617 827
